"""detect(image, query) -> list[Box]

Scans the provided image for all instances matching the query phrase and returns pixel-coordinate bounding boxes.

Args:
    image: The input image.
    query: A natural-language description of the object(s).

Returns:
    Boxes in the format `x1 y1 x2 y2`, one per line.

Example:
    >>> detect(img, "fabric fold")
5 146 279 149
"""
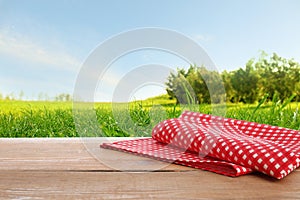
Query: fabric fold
100 111 300 179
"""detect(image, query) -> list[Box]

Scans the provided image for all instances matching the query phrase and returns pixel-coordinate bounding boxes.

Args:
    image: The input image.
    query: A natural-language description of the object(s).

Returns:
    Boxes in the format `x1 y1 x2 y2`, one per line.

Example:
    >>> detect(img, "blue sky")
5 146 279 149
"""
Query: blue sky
0 0 300 101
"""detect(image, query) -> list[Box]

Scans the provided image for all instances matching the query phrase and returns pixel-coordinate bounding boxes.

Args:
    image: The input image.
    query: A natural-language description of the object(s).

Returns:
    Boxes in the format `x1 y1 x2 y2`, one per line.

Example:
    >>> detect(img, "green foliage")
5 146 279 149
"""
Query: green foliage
166 52 300 104
230 60 260 103
165 68 196 104
255 52 300 101
166 65 225 104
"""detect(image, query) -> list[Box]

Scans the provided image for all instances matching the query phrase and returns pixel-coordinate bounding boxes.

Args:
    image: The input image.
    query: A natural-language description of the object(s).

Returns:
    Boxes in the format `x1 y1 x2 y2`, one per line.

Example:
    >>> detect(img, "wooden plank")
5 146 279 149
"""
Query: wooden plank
0 138 193 171
0 138 300 199
0 170 300 199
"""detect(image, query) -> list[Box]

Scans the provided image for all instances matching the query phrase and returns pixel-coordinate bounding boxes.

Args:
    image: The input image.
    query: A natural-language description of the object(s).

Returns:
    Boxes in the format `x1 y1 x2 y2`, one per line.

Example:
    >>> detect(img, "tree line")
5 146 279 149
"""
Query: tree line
0 92 72 101
166 52 300 104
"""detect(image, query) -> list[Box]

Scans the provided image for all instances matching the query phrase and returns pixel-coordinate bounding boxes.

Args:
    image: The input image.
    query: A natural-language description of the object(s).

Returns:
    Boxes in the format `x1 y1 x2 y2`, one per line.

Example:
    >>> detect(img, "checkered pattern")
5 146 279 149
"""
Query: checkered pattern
101 111 300 179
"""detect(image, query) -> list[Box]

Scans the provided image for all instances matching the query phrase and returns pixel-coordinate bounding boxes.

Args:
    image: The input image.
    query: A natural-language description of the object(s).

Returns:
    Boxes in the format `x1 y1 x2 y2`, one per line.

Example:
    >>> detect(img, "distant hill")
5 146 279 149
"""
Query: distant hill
143 94 176 105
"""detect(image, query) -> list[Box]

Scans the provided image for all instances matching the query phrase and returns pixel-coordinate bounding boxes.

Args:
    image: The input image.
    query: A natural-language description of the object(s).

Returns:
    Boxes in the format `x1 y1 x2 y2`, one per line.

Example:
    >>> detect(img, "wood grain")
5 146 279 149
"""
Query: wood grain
0 138 299 199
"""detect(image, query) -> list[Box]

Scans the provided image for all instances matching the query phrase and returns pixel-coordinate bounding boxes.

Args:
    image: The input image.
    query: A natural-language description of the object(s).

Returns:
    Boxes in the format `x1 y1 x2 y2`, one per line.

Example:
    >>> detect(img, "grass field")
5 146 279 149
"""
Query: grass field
0 95 299 137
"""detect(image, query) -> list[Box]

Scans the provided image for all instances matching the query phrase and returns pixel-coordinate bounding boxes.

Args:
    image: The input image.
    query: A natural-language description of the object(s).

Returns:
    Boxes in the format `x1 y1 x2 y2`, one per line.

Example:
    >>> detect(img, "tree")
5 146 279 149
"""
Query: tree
254 52 300 101
165 52 300 104
221 70 235 102
19 91 24 100
55 93 72 101
166 68 197 104
165 65 225 104
190 66 225 103
230 59 260 103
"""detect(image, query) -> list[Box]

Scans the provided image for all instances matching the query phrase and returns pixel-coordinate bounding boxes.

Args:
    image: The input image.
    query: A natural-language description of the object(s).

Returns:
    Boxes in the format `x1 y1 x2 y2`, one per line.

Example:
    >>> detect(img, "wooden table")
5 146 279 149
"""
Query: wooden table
0 138 299 199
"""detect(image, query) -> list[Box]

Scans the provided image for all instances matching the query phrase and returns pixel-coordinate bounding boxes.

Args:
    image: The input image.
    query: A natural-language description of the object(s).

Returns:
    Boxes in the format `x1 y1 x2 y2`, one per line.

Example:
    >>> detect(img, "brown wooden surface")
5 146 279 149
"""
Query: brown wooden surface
0 138 299 199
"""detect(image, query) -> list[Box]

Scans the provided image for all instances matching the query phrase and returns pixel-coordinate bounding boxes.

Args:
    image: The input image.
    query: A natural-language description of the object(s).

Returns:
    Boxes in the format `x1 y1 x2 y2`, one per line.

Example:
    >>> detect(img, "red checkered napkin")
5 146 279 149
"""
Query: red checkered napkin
101 111 300 179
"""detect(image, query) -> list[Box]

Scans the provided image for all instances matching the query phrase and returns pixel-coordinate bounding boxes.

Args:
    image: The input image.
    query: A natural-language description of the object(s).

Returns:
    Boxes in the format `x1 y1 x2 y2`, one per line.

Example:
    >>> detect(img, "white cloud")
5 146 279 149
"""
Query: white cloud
0 29 81 72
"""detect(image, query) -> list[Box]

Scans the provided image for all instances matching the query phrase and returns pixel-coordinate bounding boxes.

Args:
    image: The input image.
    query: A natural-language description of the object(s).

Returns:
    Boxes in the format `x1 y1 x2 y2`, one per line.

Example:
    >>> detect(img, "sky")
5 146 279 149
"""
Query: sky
0 0 300 101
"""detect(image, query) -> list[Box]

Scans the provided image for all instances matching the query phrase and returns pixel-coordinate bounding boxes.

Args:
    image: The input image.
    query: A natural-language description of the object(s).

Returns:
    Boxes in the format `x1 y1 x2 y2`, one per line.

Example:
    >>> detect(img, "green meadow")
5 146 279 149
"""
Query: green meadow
0 94 299 137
